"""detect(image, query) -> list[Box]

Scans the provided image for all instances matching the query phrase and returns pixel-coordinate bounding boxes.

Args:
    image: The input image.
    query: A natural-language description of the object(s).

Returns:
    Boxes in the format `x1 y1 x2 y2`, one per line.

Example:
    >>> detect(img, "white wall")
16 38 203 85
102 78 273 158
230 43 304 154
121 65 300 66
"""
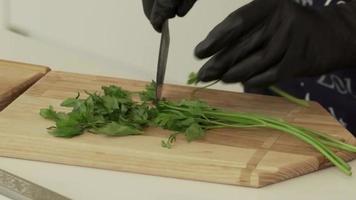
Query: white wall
4 0 250 91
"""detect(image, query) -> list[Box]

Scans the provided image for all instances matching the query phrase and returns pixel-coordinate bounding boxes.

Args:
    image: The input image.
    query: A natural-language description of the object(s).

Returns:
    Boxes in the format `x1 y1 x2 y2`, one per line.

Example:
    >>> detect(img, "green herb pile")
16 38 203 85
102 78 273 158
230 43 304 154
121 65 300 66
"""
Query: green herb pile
40 81 356 175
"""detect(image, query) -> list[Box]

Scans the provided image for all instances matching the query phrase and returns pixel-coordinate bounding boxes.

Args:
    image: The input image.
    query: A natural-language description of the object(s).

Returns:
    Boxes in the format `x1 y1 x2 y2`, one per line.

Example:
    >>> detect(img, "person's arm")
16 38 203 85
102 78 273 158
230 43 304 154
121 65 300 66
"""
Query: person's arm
142 0 197 32
195 0 356 88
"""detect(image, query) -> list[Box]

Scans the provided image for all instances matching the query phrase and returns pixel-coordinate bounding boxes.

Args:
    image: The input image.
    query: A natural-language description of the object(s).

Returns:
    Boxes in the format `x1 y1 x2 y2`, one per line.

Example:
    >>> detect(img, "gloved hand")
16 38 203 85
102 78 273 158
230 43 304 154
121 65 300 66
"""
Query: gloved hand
195 0 356 88
142 0 197 32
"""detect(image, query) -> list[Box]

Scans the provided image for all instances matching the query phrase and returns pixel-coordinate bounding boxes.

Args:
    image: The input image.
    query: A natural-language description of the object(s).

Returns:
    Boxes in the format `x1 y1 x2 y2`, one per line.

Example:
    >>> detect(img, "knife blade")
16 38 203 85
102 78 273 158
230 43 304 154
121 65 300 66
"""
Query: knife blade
155 20 170 103
0 168 70 200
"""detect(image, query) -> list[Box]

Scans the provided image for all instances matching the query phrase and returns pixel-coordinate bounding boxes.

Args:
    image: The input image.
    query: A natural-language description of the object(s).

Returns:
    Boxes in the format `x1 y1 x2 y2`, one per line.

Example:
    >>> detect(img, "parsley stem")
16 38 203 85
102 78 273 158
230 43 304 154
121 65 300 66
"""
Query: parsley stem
206 108 352 174
191 80 220 97
203 111 268 126
321 140 356 153
269 86 310 107
198 118 266 129
260 117 351 174
300 128 356 152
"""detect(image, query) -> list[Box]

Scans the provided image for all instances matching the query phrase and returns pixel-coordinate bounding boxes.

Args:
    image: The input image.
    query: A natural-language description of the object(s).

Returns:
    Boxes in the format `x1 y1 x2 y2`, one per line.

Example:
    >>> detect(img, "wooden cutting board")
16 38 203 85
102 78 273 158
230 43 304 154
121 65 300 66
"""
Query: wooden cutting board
0 60 50 111
0 71 355 188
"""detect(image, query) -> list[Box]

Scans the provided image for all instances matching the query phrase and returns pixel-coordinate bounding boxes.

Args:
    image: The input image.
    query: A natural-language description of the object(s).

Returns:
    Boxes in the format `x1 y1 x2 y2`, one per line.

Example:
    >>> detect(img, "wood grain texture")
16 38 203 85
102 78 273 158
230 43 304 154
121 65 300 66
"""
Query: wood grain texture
0 60 50 111
0 71 355 188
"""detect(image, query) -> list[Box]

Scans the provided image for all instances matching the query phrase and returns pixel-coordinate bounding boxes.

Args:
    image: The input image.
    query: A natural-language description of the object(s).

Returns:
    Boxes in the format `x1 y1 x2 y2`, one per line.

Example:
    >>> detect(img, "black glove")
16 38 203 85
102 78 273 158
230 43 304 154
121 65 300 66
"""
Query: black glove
142 0 197 32
195 0 356 88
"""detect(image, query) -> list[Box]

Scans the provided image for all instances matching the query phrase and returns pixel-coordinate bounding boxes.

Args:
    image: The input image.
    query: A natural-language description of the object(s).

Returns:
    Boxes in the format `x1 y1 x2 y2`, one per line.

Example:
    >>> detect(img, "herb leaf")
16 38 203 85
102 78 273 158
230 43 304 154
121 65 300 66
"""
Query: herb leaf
187 72 199 85
90 122 142 136
139 81 156 102
39 106 65 121
185 123 204 142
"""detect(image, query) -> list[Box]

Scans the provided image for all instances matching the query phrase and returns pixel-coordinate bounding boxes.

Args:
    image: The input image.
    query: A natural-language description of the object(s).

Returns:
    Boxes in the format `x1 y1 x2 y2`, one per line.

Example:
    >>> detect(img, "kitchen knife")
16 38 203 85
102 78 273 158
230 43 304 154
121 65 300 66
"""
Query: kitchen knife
0 169 70 200
155 20 170 102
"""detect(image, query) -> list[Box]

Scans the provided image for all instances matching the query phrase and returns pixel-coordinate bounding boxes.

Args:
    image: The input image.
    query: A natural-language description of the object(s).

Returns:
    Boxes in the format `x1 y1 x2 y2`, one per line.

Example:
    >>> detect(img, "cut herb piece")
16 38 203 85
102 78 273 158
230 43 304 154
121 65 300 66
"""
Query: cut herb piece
161 132 179 149
186 72 219 97
187 72 200 85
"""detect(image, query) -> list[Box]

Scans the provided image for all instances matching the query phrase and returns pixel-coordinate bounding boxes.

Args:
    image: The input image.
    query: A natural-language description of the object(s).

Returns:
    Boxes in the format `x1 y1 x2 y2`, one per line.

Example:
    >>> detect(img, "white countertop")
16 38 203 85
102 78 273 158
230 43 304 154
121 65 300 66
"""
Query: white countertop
0 30 355 200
